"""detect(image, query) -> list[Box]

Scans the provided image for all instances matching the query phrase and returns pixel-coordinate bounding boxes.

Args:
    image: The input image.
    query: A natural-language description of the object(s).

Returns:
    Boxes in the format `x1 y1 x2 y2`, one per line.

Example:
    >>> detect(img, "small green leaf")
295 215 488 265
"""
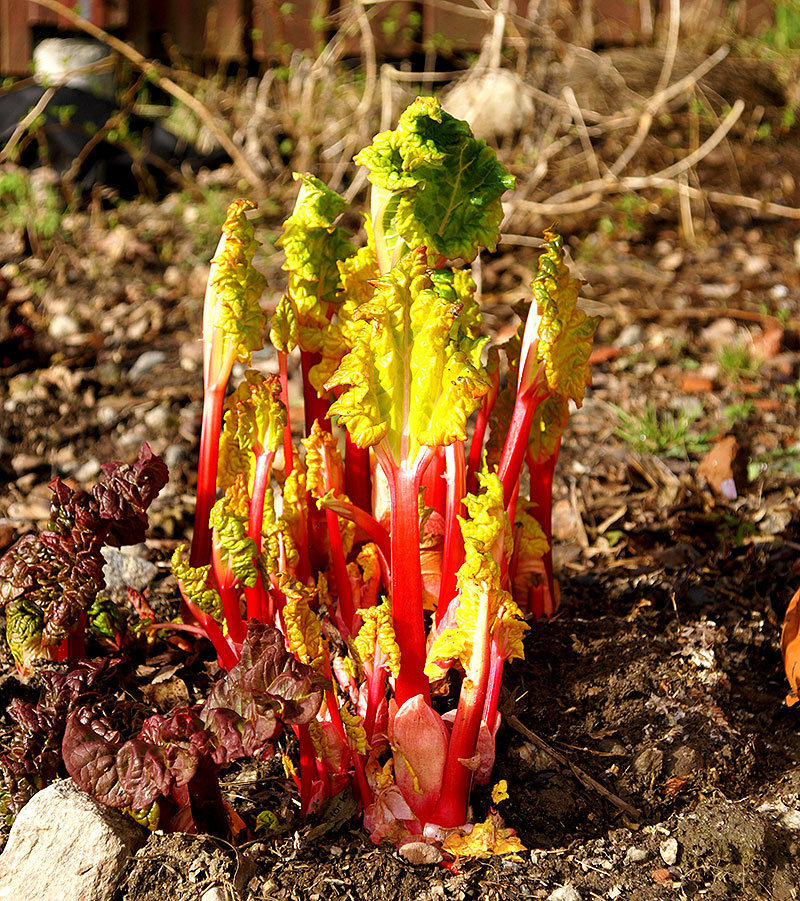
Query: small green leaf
355 96 514 262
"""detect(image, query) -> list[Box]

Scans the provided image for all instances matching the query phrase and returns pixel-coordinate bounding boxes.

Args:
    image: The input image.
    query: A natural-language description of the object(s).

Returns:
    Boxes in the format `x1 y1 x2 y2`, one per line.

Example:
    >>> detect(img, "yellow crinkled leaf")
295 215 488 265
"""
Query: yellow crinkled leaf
353 599 401 678
515 508 550 561
491 780 509 804
280 573 326 672
527 394 570 462
171 546 223 620
442 812 525 860
207 199 267 366
340 705 370 755
326 247 489 466
532 228 600 407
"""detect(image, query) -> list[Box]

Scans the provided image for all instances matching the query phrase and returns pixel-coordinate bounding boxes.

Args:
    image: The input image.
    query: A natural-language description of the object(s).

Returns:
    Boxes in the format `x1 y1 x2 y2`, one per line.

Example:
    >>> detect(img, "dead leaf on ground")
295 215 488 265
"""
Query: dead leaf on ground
751 323 784 360
781 587 800 707
697 435 742 500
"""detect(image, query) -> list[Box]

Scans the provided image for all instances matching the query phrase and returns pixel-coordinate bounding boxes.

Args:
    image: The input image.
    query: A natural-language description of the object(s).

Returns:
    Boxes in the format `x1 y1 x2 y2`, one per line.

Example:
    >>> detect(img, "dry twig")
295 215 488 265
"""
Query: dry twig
507 714 641 820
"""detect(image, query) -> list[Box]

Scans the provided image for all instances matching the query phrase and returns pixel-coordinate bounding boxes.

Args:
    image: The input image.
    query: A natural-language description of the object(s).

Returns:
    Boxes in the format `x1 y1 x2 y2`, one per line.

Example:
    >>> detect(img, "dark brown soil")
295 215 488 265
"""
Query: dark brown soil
2 58 800 899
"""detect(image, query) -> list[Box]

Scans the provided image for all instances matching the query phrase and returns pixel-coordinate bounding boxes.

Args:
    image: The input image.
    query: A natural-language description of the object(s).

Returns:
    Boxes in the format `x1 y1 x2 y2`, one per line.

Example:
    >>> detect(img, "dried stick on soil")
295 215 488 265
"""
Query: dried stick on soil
612 0 701 180
563 85 602 181
0 87 56 163
522 98 746 214
28 0 264 192
506 714 641 820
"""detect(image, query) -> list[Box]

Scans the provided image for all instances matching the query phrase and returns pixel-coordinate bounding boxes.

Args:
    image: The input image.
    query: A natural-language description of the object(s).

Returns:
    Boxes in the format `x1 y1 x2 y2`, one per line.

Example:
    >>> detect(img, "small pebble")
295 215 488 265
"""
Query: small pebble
398 841 442 865
658 250 683 271
49 313 81 339
660 836 679 865
742 255 769 276
164 444 188 470
547 885 581 901
73 458 101 483
128 350 167 383
96 404 118 427
625 846 648 863
143 404 171 431
614 324 644 348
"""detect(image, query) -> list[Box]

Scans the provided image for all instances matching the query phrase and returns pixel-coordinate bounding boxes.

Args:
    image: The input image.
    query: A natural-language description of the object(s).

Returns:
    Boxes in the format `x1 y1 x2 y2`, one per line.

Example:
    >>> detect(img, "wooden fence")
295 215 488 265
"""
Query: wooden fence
0 0 778 76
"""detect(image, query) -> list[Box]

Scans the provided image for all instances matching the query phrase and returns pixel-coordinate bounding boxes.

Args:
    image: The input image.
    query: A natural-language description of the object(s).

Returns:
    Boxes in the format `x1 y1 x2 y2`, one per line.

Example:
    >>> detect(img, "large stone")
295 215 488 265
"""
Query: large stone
442 70 533 141
0 779 145 901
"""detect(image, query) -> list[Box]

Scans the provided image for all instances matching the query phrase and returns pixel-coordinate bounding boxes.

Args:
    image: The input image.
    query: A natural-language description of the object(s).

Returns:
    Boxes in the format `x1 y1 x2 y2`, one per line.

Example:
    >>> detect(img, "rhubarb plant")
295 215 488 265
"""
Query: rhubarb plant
162 96 599 853
0 96 599 855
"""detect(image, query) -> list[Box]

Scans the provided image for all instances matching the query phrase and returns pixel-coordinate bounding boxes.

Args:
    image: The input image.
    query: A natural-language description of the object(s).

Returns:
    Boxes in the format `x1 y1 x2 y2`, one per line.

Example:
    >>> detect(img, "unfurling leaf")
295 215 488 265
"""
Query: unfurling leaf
389 694 448 822
326 247 489 468
527 228 600 406
442 811 525 859
204 199 267 376
355 96 514 263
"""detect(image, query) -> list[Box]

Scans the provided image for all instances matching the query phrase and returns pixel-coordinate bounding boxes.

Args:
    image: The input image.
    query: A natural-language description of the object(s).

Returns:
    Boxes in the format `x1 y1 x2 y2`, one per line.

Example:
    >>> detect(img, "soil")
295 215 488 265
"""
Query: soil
2 53 800 901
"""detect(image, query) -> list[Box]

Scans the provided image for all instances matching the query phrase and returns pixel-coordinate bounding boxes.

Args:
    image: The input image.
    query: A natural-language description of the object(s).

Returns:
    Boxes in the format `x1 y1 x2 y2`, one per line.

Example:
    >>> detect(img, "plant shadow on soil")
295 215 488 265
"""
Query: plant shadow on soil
108 515 800 900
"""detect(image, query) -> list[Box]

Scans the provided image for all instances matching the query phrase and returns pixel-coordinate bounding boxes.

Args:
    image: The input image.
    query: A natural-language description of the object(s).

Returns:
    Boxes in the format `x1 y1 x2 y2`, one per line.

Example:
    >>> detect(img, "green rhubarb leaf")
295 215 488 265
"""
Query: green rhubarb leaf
276 173 355 350
87 595 124 641
209 475 258 589
225 370 286 457
355 96 514 262
531 229 600 407
526 394 570 462
171 546 223 621
5 597 45 673
325 247 490 469
206 199 267 367
269 294 299 354
425 473 527 677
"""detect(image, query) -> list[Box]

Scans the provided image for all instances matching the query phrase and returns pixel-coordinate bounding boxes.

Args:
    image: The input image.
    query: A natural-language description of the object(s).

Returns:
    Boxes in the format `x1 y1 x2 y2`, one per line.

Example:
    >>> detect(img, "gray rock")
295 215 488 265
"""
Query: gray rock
0 779 145 901
625 846 648 863
33 37 115 100
547 885 582 901
102 545 158 596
